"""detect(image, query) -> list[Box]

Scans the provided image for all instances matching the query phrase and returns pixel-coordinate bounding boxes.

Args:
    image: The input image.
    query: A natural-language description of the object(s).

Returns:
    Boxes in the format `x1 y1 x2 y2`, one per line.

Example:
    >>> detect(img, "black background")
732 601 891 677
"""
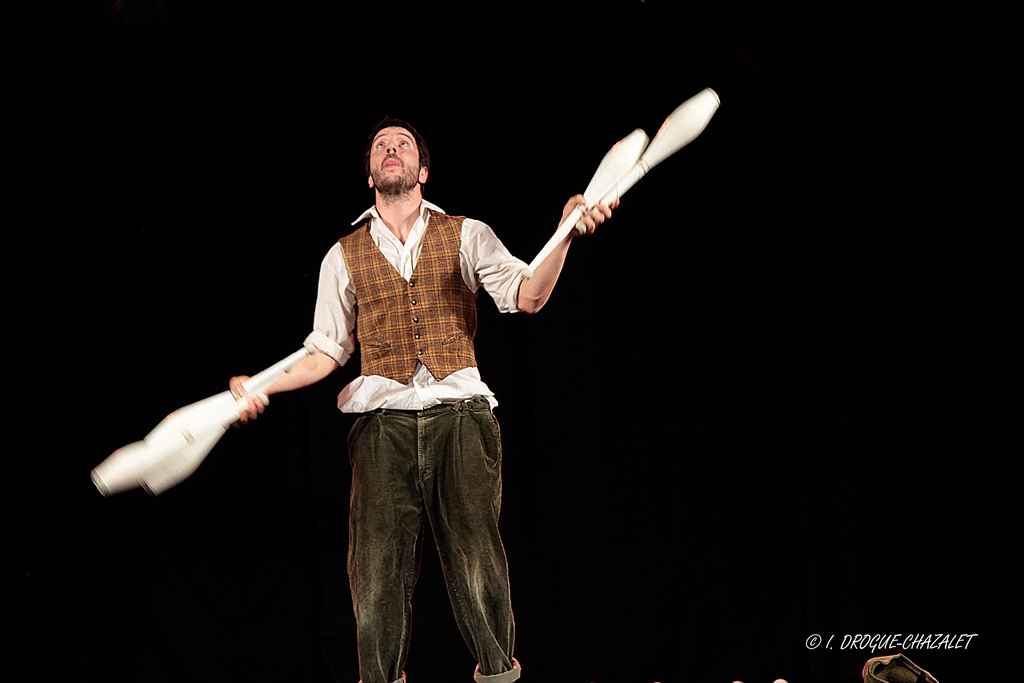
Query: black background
12 1 1002 682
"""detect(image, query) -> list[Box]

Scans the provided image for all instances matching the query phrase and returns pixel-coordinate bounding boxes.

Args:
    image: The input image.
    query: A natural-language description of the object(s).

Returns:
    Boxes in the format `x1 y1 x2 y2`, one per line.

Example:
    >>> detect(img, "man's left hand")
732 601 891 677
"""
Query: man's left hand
561 194 619 236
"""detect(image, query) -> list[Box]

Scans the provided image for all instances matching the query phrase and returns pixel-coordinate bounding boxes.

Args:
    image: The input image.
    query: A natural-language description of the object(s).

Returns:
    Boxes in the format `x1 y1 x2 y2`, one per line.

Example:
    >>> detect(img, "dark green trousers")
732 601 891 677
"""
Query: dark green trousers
347 398 519 683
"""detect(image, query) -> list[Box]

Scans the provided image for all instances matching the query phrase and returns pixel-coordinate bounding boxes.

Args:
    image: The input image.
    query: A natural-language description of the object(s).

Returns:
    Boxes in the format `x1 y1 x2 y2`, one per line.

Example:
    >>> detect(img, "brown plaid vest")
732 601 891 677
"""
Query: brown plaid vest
339 211 478 384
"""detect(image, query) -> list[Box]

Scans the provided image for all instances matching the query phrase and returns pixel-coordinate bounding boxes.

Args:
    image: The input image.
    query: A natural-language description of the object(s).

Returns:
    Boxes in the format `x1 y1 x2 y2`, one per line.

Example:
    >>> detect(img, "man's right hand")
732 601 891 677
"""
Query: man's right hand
227 350 339 427
229 375 266 426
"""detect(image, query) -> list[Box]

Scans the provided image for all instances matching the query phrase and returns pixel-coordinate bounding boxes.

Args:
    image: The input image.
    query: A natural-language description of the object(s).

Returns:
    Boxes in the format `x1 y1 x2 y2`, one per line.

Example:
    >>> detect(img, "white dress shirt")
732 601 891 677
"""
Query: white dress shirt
304 200 528 413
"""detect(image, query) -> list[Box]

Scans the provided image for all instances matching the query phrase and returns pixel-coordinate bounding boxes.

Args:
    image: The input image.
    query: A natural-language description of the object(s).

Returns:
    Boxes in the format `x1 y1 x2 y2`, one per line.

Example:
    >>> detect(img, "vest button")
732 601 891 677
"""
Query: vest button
409 280 415 287
413 317 419 323
411 299 417 305
414 334 421 339
417 350 423 355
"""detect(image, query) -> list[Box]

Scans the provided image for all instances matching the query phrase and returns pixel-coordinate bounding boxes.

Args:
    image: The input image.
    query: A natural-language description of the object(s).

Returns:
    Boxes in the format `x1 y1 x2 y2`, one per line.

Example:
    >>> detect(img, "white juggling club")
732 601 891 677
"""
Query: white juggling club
522 87 720 278
521 128 648 279
90 343 316 497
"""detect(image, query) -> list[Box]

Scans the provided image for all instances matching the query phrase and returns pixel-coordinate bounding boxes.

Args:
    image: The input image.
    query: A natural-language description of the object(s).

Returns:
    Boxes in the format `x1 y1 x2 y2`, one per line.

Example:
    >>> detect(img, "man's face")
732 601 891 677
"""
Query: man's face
368 126 428 196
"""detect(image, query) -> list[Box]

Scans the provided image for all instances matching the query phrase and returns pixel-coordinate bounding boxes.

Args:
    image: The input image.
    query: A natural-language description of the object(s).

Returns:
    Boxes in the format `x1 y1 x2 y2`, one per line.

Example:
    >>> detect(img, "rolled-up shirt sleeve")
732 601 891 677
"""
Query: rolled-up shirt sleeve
304 243 356 366
460 218 527 313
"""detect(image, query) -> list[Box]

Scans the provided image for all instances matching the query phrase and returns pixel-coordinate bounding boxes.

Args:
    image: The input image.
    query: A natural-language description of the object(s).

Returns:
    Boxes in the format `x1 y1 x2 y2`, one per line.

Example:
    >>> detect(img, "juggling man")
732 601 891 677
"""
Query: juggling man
91 89 719 681
231 117 616 683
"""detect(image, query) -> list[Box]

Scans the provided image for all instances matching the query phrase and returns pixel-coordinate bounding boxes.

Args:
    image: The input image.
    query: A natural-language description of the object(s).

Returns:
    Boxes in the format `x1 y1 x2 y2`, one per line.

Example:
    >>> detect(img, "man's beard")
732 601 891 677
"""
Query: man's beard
372 157 420 197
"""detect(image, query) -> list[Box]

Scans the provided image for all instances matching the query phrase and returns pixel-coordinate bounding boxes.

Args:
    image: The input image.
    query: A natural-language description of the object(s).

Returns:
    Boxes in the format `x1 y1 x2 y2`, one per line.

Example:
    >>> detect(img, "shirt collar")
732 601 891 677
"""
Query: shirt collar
350 199 445 226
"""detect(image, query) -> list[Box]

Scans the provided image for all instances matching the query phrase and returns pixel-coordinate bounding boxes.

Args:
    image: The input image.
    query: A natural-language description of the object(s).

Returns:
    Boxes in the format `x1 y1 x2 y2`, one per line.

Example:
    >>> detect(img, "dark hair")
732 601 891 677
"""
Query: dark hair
363 116 431 177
